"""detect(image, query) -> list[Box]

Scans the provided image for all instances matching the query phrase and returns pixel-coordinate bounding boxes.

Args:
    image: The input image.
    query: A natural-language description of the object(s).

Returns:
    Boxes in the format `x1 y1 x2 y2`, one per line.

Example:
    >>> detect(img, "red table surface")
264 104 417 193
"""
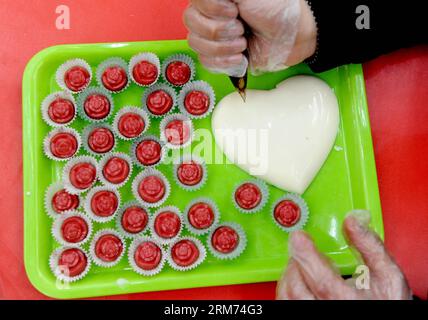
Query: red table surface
0 0 427 300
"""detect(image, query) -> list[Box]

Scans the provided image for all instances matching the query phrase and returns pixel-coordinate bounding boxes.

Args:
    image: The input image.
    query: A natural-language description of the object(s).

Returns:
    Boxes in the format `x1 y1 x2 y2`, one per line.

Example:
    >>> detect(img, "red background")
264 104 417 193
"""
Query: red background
0 0 427 299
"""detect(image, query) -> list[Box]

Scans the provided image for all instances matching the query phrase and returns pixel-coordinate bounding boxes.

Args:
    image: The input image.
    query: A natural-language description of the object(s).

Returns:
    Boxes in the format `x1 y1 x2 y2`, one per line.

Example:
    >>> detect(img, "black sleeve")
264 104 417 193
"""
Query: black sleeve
305 0 428 72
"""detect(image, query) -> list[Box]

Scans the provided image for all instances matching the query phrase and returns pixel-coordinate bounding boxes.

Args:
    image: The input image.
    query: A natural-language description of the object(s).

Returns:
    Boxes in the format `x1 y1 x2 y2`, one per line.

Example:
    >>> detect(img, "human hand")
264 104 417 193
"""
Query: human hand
183 0 317 76
276 211 412 300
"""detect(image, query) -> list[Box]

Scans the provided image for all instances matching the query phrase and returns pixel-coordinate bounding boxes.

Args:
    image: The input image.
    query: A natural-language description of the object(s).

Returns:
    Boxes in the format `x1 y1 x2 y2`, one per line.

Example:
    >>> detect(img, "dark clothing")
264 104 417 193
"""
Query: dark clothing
305 0 428 72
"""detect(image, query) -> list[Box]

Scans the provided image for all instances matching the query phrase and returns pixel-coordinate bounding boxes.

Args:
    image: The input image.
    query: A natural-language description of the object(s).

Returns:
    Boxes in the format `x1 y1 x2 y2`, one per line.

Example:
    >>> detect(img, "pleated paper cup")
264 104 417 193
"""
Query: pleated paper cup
112 106 150 141
131 135 166 169
207 222 247 260
172 154 207 192
83 186 121 223
232 179 269 214
96 57 130 94
129 52 161 87
149 206 183 245
161 53 196 87
97 152 133 189
62 155 98 194
177 80 216 119
183 197 220 236
49 246 91 283
116 201 151 239
131 169 171 208
44 182 81 218
89 229 126 268
82 123 117 157
41 91 77 127
159 113 194 150
128 236 166 276
56 58 92 94
77 86 114 123
43 127 81 162
271 193 309 233
166 237 206 272
141 83 177 118
51 210 92 246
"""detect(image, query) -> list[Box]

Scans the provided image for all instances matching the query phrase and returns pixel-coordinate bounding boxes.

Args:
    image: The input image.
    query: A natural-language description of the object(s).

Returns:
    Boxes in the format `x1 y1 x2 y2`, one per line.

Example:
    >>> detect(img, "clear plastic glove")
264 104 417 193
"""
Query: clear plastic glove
276 211 412 300
183 0 317 76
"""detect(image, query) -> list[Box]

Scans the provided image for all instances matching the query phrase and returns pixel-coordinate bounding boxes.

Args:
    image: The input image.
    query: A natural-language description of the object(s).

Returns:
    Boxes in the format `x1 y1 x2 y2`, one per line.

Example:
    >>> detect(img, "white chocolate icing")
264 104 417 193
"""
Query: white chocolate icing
212 75 339 194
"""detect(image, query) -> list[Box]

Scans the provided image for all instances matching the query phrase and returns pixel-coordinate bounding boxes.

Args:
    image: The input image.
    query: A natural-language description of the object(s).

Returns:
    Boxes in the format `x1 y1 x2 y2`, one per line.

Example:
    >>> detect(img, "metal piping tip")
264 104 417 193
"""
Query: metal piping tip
238 90 246 102
230 74 247 103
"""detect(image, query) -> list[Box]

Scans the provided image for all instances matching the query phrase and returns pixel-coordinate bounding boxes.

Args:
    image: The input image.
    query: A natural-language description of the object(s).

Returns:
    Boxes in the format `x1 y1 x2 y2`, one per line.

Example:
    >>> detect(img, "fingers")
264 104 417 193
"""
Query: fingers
276 259 315 300
290 231 360 300
188 32 247 57
343 212 396 276
199 54 248 77
343 212 412 299
183 3 247 77
199 54 242 69
190 0 238 19
184 6 244 41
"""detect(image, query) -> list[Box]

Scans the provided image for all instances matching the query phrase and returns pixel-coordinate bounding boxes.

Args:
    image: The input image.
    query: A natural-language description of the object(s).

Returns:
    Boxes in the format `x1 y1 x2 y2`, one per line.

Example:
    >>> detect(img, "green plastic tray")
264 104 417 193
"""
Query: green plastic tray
23 40 383 299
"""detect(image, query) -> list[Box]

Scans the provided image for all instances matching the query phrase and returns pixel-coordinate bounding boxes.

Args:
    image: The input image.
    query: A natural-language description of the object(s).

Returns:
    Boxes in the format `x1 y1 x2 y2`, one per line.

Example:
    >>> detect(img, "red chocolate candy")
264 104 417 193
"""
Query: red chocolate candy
234 183 262 210
94 234 123 262
87 127 115 154
146 89 173 116
138 175 166 204
64 66 90 92
69 162 97 190
90 190 119 217
177 161 203 186
48 98 75 124
134 241 162 271
101 66 128 92
133 61 158 86
118 112 145 138
52 189 80 213
61 216 89 243
211 226 239 254
171 239 200 267
164 119 191 145
166 61 191 86
83 94 111 120
135 139 162 166
184 91 210 116
121 206 149 234
58 248 88 277
274 200 301 228
187 202 214 230
154 210 181 239
49 132 78 159
102 156 130 185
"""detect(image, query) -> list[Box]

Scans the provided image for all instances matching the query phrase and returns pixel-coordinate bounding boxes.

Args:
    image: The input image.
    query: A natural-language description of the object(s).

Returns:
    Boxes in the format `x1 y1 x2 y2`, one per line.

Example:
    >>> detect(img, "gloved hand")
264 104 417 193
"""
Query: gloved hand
276 211 412 300
183 0 317 76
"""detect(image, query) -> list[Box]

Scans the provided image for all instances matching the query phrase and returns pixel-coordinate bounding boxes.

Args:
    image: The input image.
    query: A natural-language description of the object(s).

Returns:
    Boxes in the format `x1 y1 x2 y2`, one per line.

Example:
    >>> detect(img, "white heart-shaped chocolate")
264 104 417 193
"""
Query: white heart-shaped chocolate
212 75 339 194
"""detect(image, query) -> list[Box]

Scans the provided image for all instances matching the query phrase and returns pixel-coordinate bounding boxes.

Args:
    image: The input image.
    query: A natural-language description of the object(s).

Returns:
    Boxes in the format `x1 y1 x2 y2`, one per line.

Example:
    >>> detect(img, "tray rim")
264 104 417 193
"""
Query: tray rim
23 40 384 299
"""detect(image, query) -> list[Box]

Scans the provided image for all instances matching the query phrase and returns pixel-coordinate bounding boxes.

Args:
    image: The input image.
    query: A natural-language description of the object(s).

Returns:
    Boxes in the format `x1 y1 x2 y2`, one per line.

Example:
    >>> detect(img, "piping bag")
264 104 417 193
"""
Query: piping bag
229 17 250 102
229 49 248 102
